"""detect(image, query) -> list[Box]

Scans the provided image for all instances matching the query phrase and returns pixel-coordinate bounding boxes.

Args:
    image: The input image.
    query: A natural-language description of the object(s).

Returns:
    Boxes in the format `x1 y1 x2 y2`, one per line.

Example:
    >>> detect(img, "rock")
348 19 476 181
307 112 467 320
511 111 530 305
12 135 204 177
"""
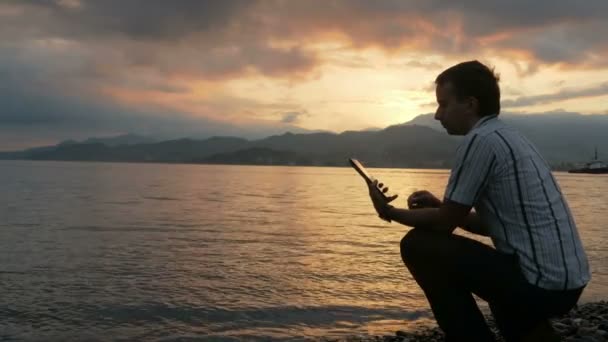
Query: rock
565 325 580 336
595 329 608 336
395 330 408 337
574 337 600 342
578 326 597 335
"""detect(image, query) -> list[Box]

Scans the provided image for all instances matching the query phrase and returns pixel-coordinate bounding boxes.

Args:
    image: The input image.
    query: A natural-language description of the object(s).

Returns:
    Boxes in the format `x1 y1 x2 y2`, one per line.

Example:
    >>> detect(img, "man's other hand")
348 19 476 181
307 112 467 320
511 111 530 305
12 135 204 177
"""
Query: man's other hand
408 190 442 209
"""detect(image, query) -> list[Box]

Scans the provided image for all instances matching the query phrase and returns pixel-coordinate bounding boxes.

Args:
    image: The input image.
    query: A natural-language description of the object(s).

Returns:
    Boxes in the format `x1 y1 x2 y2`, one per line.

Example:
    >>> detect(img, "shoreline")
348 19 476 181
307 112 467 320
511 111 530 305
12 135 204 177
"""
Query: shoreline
0 158 586 173
322 301 608 342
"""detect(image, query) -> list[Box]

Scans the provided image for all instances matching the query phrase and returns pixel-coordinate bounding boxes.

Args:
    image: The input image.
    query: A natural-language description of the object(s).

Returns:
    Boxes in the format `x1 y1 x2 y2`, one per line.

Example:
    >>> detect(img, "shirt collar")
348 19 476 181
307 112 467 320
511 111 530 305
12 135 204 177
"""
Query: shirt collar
471 114 498 131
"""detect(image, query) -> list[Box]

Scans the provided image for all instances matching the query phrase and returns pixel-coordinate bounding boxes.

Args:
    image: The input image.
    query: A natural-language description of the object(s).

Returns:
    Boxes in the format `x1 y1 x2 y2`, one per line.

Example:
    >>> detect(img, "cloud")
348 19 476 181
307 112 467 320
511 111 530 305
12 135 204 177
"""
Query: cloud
0 48 314 150
280 110 309 124
503 82 608 108
248 1 608 67
2 1 608 149
0 82 314 150
404 60 444 71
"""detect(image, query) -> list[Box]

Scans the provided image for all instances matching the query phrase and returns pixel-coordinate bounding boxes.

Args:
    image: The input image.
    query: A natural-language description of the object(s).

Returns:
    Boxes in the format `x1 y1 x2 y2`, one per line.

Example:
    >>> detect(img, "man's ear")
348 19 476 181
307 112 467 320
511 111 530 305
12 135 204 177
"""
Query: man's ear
468 96 480 114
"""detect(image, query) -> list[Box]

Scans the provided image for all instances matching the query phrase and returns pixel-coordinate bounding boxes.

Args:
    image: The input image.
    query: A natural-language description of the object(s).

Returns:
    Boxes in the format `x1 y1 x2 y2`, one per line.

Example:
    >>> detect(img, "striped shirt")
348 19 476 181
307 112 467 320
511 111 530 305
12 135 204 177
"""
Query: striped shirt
444 115 590 290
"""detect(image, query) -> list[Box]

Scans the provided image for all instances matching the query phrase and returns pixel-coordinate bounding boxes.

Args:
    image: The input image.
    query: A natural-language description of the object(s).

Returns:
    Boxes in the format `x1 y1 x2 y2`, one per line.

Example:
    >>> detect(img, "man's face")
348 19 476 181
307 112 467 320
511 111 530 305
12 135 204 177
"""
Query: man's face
434 82 475 135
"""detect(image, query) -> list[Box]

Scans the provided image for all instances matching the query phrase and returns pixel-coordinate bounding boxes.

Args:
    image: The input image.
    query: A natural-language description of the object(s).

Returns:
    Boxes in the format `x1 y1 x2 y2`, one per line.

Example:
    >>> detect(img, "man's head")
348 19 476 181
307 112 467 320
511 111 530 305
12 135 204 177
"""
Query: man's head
434 60 500 135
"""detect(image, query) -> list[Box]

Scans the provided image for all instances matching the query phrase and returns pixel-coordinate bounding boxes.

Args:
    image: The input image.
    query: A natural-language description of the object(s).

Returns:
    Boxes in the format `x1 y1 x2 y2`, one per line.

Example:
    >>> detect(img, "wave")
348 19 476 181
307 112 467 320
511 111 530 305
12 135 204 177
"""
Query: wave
142 196 181 201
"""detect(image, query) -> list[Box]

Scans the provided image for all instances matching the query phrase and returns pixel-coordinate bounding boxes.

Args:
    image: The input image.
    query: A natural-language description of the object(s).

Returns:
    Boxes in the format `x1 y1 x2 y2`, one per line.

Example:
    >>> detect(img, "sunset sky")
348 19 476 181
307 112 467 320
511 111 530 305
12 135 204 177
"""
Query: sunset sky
2 0 608 150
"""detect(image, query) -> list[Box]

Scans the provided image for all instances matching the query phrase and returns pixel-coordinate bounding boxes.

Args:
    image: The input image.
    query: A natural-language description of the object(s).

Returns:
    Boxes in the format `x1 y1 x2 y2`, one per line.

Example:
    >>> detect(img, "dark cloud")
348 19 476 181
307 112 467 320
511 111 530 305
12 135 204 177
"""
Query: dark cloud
16 0 606 44
492 20 608 68
503 82 608 108
0 1 319 81
4 0 608 69
10 0 253 40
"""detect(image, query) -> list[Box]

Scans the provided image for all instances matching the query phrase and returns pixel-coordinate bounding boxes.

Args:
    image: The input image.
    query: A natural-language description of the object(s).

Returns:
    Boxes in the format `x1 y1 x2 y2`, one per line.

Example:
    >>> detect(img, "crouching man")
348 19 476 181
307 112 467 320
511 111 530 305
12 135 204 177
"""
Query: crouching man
369 61 589 342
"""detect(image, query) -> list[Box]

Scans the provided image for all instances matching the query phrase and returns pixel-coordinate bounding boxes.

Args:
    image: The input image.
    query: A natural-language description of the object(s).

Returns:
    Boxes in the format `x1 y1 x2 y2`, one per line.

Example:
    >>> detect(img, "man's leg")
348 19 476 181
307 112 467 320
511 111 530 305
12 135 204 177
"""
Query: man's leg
489 302 560 342
488 302 557 342
400 228 525 342
489 283 584 342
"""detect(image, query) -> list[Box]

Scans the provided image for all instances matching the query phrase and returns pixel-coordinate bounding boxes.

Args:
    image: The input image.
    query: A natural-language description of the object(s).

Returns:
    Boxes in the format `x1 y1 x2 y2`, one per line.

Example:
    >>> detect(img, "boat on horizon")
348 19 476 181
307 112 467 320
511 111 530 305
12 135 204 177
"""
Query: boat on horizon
568 147 608 174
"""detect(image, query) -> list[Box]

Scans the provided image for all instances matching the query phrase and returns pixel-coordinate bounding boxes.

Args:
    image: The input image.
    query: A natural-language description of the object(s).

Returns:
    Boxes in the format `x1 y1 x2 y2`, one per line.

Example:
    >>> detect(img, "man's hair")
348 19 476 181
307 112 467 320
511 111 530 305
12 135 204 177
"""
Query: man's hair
435 60 500 117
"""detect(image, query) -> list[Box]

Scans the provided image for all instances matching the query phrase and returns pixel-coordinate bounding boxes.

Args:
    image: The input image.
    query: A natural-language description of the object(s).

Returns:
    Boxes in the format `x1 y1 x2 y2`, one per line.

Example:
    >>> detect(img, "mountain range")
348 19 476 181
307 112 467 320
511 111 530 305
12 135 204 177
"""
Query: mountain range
1 112 606 170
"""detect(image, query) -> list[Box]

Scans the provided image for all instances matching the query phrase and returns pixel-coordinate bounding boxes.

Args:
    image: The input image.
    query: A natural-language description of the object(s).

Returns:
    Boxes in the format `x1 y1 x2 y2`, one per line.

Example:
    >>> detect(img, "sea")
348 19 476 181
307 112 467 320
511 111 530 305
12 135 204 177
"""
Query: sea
1 160 607 341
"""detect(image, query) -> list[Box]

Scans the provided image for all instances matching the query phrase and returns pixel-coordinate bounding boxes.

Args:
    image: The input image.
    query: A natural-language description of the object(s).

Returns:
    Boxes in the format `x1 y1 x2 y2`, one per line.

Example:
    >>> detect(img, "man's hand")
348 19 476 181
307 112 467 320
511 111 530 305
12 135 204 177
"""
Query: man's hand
368 179 398 222
407 190 442 209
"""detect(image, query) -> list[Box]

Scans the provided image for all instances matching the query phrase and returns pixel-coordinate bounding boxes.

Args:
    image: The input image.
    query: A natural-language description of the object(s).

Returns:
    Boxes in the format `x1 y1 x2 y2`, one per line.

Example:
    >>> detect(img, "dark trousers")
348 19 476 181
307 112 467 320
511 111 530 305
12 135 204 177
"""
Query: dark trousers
400 228 584 342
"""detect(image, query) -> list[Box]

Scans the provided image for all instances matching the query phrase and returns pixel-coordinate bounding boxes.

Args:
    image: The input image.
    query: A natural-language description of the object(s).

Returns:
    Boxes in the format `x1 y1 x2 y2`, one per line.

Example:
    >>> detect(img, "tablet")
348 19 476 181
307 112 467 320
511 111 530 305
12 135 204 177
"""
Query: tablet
349 158 374 185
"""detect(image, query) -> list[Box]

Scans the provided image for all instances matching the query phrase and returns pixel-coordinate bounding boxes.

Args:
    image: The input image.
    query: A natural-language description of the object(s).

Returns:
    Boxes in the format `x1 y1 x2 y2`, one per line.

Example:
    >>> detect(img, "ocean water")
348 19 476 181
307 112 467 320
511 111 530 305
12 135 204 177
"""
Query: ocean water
1 160 607 341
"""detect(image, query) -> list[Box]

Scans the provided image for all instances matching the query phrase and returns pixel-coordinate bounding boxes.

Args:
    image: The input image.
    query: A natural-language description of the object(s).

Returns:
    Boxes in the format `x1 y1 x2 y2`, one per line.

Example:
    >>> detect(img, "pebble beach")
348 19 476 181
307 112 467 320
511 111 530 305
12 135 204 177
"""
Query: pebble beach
323 301 608 342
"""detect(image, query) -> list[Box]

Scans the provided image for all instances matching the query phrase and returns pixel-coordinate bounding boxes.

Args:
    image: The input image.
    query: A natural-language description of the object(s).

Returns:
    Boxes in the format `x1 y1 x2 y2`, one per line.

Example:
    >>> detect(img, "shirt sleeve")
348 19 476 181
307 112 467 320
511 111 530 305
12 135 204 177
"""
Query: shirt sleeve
444 134 496 206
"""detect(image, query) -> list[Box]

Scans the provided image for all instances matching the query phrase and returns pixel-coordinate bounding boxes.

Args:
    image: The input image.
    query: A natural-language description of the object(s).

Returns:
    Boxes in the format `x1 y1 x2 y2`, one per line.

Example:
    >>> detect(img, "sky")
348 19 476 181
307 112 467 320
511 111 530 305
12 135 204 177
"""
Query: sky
2 0 608 150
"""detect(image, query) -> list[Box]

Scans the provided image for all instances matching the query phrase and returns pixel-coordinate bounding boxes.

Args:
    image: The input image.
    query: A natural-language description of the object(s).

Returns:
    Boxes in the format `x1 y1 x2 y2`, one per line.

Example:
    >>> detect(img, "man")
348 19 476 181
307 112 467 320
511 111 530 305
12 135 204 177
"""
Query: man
368 60 590 342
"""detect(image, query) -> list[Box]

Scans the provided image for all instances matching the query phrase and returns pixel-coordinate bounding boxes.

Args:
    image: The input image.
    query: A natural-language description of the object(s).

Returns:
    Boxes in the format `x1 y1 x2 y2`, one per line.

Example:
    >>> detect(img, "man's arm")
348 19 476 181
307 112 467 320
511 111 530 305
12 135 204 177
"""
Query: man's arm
460 211 490 236
382 206 489 236
369 182 489 236
403 190 490 236
382 199 472 233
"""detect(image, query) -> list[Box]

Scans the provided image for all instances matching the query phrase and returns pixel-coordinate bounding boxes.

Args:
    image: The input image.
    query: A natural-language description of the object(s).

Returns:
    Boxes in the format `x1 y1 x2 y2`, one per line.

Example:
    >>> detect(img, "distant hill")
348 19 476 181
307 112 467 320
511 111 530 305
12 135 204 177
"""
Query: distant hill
57 133 158 147
207 126 458 167
12 136 249 163
80 133 158 146
0 126 457 168
1 113 607 169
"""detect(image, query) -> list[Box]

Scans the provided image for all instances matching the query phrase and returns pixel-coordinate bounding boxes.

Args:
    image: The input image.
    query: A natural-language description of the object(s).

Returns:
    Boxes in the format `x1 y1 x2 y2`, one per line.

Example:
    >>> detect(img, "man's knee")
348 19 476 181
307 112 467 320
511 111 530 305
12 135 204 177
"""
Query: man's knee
400 228 434 265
